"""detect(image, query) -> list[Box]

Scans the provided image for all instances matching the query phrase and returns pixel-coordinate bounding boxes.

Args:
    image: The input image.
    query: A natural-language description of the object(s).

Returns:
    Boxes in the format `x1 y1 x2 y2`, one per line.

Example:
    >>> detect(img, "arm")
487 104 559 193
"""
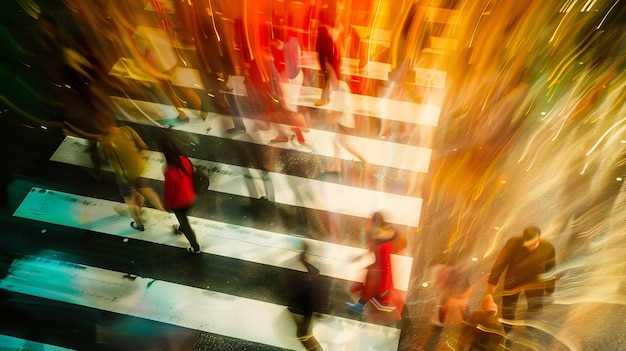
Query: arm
487 240 513 290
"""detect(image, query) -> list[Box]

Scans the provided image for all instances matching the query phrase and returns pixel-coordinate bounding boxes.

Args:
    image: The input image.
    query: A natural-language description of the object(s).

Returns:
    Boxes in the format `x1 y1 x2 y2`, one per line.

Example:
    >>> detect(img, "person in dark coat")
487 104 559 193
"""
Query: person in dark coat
487 226 556 333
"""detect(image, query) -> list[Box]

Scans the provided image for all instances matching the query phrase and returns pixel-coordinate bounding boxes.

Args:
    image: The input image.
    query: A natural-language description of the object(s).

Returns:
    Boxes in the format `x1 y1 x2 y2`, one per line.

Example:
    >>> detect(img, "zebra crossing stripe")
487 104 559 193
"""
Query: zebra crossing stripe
0 255 401 351
110 95 433 174
50 136 423 228
0 334 75 351
13 187 413 292
108 55 441 127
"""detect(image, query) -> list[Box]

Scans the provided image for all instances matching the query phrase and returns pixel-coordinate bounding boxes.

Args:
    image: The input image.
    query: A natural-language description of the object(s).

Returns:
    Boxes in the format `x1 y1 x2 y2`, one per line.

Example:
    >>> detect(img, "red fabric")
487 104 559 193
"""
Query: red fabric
163 156 196 209
358 240 394 302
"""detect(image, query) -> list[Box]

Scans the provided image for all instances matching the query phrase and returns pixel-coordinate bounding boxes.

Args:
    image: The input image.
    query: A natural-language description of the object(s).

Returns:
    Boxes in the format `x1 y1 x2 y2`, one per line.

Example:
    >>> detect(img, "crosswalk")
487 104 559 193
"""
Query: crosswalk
108 57 443 127
1 255 400 350
0 334 75 351
1 1 463 350
14 187 413 291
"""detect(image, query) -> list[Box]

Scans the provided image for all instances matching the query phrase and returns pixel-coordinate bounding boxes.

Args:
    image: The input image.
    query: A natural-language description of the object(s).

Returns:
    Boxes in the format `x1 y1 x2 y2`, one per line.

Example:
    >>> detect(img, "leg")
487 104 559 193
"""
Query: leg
325 134 343 172
117 179 144 228
124 192 143 227
525 289 545 314
173 207 200 252
261 170 275 202
87 140 101 177
315 63 338 106
338 133 367 164
501 292 520 335
135 186 166 211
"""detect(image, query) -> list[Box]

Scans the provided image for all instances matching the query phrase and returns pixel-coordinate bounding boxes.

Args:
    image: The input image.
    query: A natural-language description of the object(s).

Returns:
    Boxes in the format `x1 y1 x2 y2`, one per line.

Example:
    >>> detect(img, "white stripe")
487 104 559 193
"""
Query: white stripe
0 256 400 351
111 96 433 174
0 334 75 351
50 136 423 228
13 187 413 292
108 57 441 127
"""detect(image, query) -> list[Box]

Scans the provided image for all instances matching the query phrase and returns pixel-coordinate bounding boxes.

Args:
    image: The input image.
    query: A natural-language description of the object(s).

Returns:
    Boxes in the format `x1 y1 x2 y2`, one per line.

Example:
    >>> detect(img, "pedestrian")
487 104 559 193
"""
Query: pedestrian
100 123 166 231
347 212 396 313
487 226 556 333
159 137 201 254
268 26 309 145
456 294 506 351
323 80 367 173
314 8 342 106
288 241 326 351
429 259 476 327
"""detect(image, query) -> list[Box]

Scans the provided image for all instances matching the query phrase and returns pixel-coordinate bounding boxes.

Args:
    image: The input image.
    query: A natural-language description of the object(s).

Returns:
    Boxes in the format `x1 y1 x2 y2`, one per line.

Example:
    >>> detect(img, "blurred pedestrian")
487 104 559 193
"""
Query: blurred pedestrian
456 294 506 351
288 241 326 351
269 27 309 144
100 123 166 231
159 137 201 254
314 8 342 106
429 259 476 327
347 212 396 313
324 81 367 173
487 226 556 333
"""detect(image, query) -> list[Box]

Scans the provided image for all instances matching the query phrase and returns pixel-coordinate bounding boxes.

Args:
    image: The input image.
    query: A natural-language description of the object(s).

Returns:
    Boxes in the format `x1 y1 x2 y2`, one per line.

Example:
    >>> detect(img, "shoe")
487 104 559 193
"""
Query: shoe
314 98 328 106
346 301 365 313
130 221 145 231
291 127 305 144
270 135 289 143
172 224 182 234
227 127 246 134
123 273 137 281
186 246 201 254
176 112 190 122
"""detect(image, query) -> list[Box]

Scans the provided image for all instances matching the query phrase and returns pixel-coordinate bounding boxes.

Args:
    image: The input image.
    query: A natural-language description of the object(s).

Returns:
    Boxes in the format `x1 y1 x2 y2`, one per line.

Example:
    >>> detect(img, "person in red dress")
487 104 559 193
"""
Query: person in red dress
160 137 201 254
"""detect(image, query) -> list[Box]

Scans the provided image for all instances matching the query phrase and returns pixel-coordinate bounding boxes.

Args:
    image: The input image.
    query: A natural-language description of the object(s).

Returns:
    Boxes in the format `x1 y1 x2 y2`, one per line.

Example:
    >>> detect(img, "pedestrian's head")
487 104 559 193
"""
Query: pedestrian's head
370 211 386 228
482 294 498 314
159 137 182 165
370 225 395 242
522 226 541 250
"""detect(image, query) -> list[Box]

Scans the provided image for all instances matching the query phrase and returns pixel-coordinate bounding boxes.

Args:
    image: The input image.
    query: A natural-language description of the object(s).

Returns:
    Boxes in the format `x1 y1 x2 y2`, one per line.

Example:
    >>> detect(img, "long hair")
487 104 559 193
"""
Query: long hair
159 137 185 171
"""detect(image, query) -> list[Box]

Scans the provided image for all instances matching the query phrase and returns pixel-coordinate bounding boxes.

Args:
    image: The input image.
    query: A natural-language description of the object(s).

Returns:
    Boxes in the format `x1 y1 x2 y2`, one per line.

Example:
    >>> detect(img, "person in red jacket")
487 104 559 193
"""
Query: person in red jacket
347 212 396 313
159 137 201 254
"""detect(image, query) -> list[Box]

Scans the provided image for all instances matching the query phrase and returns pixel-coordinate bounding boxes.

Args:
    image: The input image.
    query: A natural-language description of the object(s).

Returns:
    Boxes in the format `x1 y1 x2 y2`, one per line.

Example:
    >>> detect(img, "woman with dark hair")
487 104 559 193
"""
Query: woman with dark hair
160 137 201 254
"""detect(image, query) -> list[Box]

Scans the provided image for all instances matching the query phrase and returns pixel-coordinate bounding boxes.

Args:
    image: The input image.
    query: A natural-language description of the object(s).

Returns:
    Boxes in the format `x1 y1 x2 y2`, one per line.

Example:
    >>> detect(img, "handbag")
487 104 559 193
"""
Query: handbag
187 157 209 193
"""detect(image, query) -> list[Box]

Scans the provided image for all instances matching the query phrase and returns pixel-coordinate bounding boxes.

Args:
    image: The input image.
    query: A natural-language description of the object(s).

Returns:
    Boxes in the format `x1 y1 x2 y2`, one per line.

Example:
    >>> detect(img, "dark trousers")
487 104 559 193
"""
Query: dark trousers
173 207 199 251
501 289 544 334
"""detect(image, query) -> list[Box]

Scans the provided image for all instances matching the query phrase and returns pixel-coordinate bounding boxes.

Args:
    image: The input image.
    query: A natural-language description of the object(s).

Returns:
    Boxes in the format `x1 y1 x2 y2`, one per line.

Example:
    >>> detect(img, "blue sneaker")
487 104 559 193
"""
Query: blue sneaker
346 301 365 313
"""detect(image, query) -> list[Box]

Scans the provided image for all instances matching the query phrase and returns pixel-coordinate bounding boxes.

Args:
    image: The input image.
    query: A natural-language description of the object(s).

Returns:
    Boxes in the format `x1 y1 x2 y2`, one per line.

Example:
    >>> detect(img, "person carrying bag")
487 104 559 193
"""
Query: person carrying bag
159 137 202 254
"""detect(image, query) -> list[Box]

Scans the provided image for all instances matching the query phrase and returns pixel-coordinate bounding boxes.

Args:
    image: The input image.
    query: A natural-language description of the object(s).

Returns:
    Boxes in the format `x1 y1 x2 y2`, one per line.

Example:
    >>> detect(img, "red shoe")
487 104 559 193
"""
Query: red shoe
292 127 305 144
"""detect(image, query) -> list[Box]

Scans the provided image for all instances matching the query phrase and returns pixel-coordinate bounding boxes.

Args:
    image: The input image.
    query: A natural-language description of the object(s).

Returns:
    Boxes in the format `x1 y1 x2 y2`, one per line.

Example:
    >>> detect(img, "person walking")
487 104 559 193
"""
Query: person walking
159 137 201 254
100 123 166 231
487 226 556 334
347 212 397 313
314 8 342 106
